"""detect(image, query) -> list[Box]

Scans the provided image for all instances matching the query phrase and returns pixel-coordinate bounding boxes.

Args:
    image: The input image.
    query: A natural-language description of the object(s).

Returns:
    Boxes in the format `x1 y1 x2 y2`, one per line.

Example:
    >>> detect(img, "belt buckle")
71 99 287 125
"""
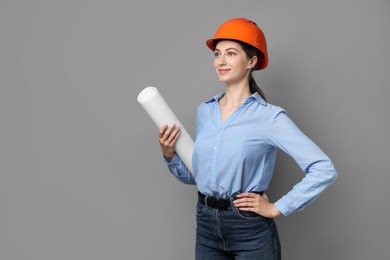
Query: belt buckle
208 197 219 208
207 196 229 209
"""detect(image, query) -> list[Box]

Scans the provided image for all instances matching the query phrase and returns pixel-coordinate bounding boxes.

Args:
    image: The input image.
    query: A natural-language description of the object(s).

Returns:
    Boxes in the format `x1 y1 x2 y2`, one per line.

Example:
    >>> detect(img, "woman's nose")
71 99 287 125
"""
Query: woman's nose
218 56 226 66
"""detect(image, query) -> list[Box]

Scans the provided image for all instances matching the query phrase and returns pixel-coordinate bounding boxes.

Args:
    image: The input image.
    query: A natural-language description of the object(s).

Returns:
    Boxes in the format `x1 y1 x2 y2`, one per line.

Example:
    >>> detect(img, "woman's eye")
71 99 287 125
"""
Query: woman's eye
214 52 220 57
227 52 236 56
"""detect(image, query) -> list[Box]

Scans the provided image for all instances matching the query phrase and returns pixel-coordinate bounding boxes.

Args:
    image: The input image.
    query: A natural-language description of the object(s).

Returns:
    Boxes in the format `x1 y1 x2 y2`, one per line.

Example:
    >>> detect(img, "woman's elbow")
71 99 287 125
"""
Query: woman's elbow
325 161 338 184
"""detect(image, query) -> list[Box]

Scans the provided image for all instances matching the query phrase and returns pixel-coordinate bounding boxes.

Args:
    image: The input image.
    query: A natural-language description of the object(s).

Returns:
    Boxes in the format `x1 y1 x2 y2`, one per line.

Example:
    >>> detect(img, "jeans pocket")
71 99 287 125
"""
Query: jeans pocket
196 201 206 216
234 208 265 221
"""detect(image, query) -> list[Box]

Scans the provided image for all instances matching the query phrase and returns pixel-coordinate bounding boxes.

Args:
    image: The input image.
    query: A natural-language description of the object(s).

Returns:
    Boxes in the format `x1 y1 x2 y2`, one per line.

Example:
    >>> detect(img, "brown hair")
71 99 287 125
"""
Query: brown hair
213 39 267 101
239 41 267 102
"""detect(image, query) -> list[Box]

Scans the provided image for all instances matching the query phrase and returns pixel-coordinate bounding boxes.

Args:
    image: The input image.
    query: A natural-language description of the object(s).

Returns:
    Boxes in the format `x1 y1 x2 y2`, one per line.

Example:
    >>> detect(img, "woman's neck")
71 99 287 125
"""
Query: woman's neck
221 81 251 109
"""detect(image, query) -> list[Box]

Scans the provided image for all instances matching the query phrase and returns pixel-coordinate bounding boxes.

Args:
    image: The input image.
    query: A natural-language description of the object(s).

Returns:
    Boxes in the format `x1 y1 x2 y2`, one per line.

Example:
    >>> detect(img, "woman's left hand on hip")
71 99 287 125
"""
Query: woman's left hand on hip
233 192 282 218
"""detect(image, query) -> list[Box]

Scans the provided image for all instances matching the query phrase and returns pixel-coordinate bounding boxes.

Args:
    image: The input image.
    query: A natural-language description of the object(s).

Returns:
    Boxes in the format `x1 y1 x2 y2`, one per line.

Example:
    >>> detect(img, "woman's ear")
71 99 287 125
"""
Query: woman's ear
248 56 258 69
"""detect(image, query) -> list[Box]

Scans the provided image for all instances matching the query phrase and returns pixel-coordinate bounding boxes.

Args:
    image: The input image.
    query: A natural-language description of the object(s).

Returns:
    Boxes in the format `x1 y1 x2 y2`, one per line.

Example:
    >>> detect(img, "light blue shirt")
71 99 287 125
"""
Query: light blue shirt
165 92 337 216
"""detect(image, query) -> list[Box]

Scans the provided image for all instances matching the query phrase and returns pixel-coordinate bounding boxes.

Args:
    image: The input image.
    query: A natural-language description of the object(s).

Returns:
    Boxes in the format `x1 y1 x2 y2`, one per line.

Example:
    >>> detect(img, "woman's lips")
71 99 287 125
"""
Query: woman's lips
218 69 230 74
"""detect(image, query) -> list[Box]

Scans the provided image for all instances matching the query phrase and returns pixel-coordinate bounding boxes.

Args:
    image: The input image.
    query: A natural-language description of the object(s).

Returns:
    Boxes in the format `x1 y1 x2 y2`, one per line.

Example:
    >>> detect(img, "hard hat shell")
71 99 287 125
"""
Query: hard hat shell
206 18 268 70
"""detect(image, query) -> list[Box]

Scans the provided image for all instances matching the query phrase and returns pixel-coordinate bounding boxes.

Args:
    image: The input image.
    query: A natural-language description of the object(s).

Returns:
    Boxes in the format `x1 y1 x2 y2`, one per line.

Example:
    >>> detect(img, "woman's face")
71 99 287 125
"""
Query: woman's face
213 40 255 84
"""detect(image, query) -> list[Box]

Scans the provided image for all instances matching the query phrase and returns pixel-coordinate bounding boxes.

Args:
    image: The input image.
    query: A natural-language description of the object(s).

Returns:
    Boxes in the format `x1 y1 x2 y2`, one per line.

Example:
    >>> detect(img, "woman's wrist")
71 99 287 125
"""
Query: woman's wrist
164 153 174 162
270 204 282 218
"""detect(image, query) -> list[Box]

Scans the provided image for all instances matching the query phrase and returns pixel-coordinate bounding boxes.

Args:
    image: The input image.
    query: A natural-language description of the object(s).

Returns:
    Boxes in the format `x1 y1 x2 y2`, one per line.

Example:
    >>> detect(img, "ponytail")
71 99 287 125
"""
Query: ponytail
237 40 267 102
249 74 267 102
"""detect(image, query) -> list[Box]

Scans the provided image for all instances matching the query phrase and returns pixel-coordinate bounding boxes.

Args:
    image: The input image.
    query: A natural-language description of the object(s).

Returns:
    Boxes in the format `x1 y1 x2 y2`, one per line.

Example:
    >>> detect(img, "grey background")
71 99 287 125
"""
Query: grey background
1 0 389 259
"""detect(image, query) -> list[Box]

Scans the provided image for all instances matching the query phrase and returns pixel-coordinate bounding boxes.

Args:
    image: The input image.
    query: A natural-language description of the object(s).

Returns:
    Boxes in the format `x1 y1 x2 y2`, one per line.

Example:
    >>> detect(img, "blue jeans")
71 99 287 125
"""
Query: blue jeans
195 198 281 259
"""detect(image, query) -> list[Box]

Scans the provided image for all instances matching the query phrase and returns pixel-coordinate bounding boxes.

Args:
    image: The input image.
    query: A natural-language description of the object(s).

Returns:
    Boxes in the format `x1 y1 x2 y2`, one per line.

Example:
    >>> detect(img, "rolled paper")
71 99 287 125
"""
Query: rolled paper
137 86 194 174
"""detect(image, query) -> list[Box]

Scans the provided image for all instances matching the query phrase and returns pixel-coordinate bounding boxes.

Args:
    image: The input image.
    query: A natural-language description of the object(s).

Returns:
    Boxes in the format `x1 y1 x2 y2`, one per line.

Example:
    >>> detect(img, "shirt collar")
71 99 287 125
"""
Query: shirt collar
205 92 267 106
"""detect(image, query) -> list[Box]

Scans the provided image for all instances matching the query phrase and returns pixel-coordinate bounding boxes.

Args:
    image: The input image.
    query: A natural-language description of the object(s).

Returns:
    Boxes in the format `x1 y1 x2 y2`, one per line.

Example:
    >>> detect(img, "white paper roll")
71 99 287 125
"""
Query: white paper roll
137 86 194 174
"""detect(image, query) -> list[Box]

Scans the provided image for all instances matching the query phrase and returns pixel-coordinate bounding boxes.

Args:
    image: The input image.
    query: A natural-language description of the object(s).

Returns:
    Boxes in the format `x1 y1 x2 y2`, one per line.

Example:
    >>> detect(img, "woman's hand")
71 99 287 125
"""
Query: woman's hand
233 192 282 218
158 124 180 161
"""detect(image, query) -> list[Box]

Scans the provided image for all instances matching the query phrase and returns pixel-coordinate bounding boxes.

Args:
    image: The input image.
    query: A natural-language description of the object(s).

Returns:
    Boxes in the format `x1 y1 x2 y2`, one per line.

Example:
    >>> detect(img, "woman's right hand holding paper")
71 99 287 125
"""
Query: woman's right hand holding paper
158 124 180 162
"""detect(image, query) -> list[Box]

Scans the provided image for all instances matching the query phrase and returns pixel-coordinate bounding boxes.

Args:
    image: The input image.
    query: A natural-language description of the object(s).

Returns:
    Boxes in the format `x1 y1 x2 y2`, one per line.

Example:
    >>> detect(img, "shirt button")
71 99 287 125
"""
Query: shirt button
214 146 218 150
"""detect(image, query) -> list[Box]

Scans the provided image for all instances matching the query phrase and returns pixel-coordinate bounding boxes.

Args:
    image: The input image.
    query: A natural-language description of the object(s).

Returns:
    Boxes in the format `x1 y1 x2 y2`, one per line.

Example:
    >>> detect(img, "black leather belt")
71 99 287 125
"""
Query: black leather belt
198 191 265 210
198 192 232 209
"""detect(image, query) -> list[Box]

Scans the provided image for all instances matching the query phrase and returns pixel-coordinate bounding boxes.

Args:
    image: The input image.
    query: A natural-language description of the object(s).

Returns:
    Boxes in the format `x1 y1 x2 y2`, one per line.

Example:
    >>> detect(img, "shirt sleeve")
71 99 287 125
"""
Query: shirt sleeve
268 108 338 216
163 154 196 185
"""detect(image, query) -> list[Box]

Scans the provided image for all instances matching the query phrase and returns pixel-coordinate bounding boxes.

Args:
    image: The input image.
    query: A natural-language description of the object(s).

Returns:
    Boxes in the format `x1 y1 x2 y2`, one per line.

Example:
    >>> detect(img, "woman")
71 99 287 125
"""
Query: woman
158 18 337 259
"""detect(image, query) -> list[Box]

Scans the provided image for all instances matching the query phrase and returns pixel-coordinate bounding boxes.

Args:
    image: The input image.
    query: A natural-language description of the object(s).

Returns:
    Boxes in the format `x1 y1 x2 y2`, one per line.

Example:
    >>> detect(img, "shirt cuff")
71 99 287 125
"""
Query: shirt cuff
163 154 180 165
274 198 296 216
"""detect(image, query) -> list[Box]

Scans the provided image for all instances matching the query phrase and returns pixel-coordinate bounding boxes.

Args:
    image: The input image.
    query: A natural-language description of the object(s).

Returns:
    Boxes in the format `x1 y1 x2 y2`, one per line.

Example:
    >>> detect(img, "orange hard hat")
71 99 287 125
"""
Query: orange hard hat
206 18 268 70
